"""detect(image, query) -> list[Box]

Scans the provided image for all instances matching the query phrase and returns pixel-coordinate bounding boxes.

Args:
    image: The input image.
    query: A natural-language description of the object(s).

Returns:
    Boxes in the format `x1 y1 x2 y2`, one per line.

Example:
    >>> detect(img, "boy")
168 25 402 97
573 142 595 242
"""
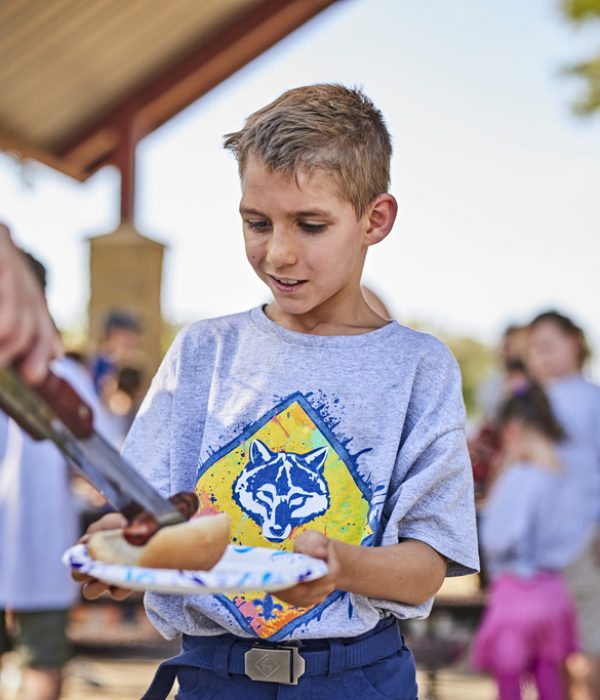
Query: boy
79 84 479 699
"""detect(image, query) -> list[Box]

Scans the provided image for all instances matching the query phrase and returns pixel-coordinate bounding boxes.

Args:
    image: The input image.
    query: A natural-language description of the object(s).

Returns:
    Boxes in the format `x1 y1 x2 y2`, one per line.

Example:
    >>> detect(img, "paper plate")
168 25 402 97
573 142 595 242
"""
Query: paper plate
63 543 328 595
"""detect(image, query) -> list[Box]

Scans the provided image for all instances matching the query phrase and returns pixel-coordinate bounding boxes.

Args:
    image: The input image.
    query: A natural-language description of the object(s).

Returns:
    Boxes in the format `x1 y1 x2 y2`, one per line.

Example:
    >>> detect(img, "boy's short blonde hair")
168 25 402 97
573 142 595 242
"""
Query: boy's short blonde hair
223 84 392 218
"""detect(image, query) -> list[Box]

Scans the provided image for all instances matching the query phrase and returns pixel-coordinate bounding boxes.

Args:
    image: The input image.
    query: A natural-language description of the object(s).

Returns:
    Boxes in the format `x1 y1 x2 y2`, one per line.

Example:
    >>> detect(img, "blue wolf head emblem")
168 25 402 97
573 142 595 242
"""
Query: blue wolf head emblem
233 440 329 542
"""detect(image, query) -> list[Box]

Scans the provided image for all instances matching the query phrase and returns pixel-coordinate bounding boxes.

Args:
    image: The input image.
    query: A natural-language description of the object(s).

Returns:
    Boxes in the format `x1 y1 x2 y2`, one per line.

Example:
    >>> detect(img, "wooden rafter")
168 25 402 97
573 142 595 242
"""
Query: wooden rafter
55 0 338 179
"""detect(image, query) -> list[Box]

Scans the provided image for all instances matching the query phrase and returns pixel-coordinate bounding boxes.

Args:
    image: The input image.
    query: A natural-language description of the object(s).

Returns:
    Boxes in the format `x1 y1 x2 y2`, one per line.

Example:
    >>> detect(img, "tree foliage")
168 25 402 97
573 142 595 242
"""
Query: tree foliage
563 0 600 21
562 0 600 114
443 335 495 417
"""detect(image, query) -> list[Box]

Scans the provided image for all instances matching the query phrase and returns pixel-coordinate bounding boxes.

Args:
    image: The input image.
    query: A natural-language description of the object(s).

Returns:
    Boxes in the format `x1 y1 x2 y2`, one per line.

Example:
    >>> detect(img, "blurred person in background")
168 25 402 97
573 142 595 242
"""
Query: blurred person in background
470 325 529 503
471 383 592 700
0 224 61 383
90 310 145 445
528 310 600 700
477 324 529 424
0 252 116 700
99 364 144 438
90 310 141 395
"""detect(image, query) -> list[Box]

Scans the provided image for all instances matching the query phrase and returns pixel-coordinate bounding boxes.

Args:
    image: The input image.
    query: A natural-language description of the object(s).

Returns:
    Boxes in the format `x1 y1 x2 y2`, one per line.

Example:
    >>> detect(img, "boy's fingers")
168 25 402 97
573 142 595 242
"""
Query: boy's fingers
274 571 337 607
294 530 329 559
87 513 128 534
82 580 110 600
82 579 132 601
108 585 133 601
71 570 93 583
74 514 133 600
78 513 127 546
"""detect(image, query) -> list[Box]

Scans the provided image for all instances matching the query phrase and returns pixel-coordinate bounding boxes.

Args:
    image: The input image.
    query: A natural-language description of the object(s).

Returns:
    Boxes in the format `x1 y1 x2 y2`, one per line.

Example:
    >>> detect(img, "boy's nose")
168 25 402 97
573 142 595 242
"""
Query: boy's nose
265 228 298 268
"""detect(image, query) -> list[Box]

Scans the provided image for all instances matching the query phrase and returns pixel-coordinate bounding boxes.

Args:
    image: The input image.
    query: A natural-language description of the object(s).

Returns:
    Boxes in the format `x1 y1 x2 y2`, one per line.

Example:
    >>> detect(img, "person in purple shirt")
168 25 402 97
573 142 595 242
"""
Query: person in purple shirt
472 383 589 700
528 310 600 700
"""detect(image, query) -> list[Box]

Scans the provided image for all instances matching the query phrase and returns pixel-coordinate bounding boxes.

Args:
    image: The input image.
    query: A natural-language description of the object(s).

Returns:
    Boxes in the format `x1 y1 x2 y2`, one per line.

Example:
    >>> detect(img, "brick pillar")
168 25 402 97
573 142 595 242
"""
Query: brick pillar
88 222 166 386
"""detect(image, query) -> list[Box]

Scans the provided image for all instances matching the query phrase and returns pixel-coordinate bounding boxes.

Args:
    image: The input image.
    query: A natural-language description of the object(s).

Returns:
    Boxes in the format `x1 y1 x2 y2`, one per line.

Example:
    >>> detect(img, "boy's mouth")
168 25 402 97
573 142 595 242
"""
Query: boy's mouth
269 275 307 292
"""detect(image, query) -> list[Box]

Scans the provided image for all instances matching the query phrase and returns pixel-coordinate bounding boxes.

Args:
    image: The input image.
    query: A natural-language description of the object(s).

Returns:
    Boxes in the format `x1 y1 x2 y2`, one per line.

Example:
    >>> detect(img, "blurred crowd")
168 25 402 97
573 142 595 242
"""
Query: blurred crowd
468 312 600 700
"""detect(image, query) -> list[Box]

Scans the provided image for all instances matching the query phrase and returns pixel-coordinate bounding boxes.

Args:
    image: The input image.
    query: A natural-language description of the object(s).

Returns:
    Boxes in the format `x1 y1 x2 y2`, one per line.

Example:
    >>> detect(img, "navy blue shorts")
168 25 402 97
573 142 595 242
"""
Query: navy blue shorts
142 617 418 699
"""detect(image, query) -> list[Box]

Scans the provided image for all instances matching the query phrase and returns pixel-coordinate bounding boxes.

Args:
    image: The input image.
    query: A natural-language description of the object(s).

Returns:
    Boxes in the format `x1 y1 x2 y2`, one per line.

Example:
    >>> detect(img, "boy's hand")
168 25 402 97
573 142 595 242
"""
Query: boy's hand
272 531 340 608
71 512 133 601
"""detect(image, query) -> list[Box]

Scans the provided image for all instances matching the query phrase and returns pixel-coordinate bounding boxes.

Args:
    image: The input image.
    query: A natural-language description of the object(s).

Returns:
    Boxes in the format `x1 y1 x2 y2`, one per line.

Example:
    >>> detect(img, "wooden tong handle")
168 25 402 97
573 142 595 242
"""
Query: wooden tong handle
35 369 94 439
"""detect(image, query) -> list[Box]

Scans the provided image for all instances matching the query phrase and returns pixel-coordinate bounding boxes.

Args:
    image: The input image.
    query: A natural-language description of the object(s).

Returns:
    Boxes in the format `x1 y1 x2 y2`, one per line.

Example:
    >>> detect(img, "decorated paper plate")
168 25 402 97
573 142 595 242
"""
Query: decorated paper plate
63 543 328 595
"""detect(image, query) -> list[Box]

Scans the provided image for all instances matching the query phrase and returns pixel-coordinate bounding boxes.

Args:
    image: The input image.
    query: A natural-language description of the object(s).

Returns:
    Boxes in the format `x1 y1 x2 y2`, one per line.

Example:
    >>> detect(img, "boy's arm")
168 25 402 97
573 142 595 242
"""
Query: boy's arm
274 531 446 608
334 538 447 604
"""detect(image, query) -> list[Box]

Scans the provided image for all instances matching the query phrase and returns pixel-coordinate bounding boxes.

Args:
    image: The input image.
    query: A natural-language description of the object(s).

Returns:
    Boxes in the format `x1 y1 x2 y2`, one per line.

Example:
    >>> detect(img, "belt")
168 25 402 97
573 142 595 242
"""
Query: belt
142 618 403 699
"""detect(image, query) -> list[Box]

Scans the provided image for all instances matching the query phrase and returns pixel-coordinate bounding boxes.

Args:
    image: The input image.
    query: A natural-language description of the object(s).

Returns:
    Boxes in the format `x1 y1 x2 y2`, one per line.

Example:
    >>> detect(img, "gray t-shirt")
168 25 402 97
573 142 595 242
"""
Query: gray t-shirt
123 307 479 641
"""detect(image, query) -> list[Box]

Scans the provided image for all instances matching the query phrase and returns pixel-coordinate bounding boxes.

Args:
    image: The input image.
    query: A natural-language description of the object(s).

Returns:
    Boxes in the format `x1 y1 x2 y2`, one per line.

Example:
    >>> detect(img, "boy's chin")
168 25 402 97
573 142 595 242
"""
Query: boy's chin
267 296 322 320
269 298 311 315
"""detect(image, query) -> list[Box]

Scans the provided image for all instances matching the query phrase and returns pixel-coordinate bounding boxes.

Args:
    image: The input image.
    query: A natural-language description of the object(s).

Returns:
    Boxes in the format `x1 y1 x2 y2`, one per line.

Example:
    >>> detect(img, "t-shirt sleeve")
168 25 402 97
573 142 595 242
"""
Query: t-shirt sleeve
380 344 479 577
120 331 183 498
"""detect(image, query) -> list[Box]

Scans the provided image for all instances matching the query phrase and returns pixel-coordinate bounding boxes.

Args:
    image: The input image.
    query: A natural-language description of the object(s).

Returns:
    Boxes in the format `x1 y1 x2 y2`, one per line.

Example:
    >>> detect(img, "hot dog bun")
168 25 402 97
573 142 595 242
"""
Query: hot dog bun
87 513 230 570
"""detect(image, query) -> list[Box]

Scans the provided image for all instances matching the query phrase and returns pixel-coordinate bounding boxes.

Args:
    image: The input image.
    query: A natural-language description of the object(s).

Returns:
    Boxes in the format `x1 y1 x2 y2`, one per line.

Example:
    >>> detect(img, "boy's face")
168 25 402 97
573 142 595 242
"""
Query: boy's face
239 156 377 329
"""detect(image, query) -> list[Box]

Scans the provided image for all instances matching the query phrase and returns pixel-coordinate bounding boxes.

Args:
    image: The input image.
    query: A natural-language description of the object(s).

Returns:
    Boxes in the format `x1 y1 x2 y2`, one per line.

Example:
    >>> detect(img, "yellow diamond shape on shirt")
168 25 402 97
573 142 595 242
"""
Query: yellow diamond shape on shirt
195 392 372 639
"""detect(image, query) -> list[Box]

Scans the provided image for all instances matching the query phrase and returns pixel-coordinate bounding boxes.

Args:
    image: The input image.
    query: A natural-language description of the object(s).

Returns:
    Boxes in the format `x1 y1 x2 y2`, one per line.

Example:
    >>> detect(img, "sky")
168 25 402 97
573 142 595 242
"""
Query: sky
1 0 599 373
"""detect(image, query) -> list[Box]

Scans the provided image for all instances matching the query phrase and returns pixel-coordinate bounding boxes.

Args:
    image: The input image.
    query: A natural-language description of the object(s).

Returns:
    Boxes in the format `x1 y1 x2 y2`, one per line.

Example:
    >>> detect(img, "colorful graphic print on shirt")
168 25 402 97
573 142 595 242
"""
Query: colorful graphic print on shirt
195 391 376 639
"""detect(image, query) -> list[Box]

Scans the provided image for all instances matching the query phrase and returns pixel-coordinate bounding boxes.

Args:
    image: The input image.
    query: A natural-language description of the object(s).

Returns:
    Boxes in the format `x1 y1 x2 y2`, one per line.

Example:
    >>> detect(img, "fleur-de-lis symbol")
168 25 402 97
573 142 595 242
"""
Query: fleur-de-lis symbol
253 594 284 621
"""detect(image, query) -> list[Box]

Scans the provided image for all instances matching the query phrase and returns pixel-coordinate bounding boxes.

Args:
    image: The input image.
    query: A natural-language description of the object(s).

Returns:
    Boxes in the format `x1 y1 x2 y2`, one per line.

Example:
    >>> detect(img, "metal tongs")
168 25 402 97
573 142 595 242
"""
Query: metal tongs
0 366 185 529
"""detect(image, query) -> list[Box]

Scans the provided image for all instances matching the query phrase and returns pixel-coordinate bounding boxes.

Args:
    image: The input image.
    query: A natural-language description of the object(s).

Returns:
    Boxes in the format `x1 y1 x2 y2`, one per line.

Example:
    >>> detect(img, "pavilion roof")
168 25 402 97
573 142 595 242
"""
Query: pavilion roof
0 0 337 181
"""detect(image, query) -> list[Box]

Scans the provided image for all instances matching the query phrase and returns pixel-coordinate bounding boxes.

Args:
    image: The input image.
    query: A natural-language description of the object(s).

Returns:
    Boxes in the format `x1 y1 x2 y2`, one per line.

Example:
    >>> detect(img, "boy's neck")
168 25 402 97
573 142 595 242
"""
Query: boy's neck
264 292 390 336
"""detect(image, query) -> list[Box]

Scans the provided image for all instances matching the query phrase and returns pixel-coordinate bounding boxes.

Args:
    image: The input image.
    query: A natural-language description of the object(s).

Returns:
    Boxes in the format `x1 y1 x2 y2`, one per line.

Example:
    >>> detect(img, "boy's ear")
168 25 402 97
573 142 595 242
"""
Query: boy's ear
364 194 397 246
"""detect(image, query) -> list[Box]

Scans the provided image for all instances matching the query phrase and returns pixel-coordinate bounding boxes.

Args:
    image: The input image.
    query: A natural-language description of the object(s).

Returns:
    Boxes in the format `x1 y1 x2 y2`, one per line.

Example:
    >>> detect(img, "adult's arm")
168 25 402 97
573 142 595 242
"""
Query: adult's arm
0 224 61 382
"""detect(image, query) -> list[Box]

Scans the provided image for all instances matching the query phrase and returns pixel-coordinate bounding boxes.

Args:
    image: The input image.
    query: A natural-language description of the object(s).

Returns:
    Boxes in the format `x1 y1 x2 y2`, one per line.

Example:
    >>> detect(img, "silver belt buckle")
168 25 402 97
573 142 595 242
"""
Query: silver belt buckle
244 646 305 685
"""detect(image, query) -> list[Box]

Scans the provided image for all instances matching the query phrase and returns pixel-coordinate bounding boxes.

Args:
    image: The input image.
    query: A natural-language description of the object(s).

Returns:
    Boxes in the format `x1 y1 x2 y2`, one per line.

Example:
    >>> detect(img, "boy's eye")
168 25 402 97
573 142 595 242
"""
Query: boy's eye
299 222 326 234
246 219 271 231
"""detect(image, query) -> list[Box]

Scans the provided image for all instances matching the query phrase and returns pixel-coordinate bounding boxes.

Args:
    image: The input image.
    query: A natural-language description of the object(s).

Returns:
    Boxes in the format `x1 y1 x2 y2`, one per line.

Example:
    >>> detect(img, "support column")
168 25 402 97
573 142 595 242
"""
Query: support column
88 119 165 387
112 118 140 223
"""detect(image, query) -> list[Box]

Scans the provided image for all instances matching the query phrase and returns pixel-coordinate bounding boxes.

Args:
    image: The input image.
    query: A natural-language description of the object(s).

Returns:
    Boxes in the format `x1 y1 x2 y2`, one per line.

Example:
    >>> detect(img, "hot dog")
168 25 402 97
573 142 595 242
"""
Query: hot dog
87 492 230 570
123 492 200 546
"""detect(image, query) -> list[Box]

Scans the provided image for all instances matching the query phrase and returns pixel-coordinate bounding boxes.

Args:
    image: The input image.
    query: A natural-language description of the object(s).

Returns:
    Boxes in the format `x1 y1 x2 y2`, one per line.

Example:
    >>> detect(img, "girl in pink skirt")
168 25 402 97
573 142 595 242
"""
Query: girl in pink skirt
472 383 592 700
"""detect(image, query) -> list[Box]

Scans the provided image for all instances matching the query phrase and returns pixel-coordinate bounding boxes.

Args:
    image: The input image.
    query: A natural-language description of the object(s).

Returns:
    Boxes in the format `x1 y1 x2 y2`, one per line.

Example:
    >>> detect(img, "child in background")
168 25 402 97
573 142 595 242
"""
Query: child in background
528 310 600 700
476 324 529 425
472 383 591 700
470 324 529 500
77 84 479 700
